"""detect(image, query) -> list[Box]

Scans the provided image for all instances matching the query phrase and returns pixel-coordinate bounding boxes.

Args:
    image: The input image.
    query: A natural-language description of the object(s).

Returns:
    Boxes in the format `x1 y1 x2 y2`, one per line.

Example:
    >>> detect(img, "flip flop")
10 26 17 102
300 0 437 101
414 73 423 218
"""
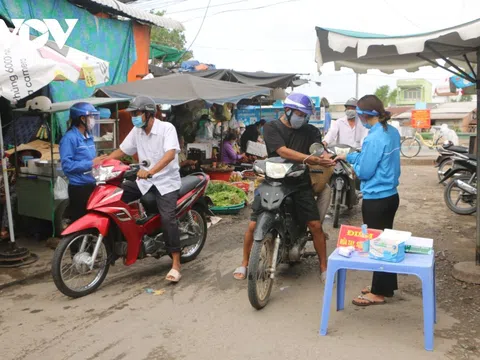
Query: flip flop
361 286 393 298
165 269 182 283
233 266 247 280
352 295 386 307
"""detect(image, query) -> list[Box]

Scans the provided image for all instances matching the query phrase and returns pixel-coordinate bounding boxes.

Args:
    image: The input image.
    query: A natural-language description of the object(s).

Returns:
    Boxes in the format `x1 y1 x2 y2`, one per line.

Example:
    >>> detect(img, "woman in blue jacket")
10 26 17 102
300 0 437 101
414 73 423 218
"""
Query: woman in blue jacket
59 102 106 223
336 95 401 306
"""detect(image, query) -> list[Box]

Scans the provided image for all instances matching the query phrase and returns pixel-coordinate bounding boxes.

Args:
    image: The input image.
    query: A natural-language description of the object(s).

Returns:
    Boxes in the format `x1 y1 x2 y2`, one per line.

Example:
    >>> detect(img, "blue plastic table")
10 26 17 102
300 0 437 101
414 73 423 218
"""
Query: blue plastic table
320 248 436 351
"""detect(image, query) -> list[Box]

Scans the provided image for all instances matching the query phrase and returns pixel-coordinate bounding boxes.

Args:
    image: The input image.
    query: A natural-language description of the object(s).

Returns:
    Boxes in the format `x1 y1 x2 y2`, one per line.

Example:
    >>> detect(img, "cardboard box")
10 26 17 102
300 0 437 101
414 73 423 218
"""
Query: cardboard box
405 237 434 255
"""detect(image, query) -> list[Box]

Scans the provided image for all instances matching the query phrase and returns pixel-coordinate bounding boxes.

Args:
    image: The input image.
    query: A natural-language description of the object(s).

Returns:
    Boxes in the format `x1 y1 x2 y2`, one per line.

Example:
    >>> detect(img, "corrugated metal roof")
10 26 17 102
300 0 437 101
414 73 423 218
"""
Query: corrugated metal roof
393 101 477 120
69 0 184 30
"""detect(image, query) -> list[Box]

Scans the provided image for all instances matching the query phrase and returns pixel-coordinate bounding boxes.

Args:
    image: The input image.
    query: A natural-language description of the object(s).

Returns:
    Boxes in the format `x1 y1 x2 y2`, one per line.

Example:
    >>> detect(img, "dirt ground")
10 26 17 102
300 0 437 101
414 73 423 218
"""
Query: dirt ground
0 164 478 360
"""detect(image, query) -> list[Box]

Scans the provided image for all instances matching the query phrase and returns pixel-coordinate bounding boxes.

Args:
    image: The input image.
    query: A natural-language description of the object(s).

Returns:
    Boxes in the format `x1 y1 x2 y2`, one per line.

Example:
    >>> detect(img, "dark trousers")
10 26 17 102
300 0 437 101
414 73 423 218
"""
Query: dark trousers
121 181 181 253
362 193 400 297
68 184 96 222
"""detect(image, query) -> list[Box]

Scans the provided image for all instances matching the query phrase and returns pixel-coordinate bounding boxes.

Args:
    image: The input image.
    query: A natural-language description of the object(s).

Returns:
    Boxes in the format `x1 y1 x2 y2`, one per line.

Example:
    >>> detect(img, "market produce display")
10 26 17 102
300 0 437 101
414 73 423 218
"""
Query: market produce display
206 182 247 207
201 163 234 172
229 171 242 182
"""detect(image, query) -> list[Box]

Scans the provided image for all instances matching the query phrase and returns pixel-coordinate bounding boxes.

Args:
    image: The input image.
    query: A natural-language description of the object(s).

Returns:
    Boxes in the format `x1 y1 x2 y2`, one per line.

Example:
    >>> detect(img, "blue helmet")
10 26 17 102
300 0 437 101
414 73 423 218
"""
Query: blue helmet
70 102 99 121
283 93 315 115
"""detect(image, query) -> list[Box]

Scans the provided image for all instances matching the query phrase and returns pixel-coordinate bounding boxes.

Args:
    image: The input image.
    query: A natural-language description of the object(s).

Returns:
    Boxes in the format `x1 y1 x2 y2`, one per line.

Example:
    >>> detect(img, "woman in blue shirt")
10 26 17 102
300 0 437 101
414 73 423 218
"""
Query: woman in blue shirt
336 95 401 306
60 102 106 224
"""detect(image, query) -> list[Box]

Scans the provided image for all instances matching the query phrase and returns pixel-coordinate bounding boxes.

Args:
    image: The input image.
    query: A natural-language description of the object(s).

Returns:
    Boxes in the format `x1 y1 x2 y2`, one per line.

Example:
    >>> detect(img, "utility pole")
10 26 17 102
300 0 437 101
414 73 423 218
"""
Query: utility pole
355 73 359 98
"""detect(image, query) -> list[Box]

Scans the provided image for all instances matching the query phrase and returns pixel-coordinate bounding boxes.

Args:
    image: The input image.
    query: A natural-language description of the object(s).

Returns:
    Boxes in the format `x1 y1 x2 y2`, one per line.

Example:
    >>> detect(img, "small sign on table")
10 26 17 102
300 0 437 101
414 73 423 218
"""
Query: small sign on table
336 225 382 251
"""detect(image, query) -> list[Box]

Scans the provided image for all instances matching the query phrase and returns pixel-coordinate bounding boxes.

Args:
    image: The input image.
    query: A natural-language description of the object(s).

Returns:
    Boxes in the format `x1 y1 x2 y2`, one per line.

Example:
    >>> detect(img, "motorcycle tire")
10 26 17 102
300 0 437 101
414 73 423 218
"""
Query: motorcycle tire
51 230 110 298
248 232 275 310
444 175 477 215
172 207 207 264
333 189 341 228
400 137 421 158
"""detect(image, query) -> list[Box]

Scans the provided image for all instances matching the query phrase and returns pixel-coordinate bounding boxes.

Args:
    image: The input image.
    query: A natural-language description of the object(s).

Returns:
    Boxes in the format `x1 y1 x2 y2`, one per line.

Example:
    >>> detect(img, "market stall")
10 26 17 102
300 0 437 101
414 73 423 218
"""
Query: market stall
8 97 129 235
94 73 270 176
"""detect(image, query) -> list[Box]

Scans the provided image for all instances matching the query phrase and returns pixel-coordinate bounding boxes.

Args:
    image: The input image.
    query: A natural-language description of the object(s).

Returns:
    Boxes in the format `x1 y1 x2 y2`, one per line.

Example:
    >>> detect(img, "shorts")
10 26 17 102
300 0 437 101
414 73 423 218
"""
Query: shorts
250 186 320 223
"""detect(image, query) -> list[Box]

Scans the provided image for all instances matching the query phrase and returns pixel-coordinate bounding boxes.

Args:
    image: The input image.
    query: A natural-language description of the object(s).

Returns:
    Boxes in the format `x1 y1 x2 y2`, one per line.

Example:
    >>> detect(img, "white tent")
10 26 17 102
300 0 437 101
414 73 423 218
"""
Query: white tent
315 19 480 267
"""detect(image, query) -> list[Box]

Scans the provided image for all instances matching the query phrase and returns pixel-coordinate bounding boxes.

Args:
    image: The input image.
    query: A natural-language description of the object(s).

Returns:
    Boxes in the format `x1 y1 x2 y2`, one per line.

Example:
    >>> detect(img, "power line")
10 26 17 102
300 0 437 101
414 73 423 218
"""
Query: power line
382 0 423 30
183 0 301 22
194 45 312 52
133 0 188 11
182 0 212 56
168 0 249 14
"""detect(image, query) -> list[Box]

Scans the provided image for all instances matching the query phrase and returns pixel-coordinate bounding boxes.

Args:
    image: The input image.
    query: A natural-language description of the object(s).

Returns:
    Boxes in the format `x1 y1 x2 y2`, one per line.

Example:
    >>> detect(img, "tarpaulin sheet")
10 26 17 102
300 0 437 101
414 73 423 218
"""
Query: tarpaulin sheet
94 73 270 105
0 0 137 134
150 43 184 63
184 70 304 89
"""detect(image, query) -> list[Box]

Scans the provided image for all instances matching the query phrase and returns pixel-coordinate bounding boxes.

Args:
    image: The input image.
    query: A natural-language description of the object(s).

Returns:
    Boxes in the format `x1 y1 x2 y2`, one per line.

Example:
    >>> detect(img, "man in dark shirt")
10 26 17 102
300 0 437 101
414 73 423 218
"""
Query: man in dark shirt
233 93 335 282
240 119 266 153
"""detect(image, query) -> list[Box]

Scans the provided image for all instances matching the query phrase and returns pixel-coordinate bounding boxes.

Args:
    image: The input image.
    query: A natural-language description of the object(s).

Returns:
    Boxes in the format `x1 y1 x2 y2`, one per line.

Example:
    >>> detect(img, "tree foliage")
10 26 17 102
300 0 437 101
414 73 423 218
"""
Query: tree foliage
374 85 398 106
451 94 473 102
150 11 193 64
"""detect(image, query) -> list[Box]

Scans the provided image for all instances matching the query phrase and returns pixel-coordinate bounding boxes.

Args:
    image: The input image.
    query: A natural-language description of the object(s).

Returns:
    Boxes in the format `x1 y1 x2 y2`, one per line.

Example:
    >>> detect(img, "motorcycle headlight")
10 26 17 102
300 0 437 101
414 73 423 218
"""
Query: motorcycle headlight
92 166 121 182
253 164 265 175
266 162 293 179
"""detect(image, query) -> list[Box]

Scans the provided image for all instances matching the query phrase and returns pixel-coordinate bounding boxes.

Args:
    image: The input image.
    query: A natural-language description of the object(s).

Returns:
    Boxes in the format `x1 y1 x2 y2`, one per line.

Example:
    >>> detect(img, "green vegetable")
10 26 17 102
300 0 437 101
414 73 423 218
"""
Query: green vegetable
206 182 247 207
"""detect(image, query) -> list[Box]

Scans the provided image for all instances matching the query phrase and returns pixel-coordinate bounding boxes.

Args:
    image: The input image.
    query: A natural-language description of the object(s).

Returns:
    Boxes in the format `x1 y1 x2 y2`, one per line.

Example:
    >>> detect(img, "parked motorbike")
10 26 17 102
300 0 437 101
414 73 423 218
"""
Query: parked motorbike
246 145 327 309
435 141 469 183
439 153 477 215
327 144 361 228
51 159 211 298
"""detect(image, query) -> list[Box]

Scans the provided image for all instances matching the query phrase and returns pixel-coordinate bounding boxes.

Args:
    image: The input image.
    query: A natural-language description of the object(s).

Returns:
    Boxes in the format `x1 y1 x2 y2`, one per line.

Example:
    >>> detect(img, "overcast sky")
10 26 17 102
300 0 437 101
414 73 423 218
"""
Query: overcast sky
133 0 480 103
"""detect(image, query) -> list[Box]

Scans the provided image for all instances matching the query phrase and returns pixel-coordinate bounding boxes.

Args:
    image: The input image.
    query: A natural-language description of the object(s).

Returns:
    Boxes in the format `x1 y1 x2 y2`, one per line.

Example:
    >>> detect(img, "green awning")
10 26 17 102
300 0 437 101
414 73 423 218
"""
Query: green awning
149 43 184 63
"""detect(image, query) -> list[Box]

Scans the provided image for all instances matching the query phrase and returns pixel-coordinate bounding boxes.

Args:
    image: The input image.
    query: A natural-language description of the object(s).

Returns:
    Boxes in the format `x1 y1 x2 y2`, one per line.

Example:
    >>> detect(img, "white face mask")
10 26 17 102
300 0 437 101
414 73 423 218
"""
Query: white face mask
345 109 356 119
87 116 96 131
290 113 307 129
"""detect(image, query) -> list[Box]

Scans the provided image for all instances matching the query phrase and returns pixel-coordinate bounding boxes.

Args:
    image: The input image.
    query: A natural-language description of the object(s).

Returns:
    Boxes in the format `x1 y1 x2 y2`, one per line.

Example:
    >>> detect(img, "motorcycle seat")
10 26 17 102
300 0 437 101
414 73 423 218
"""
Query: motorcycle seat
178 175 204 197
140 175 204 214
446 145 468 153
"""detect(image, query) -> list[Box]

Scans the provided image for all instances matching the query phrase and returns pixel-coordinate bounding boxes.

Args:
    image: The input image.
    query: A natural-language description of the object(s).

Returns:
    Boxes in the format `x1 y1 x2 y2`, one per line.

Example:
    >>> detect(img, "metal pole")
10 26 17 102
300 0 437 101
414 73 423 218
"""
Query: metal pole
0 114 16 244
355 73 359 98
476 49 480 265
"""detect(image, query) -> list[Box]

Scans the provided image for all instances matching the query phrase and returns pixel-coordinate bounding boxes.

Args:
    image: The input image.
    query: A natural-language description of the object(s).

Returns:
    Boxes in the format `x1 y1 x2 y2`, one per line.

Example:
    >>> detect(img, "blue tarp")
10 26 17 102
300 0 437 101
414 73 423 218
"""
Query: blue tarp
0 0 137 134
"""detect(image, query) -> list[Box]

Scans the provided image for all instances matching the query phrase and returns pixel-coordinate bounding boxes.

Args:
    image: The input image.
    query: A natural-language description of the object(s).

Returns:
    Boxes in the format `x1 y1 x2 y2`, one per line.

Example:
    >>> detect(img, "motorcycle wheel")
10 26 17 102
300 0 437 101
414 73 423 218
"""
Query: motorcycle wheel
51 230 110 298
437 158 454 183
248 232 275 310
444 175 477 215
333 189 341 228
400 137 421 158
174 207 207 263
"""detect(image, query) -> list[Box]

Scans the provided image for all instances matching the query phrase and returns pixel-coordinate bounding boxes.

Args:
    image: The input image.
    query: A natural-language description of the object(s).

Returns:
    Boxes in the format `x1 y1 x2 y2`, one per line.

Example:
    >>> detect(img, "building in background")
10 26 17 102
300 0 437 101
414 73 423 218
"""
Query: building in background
396 79 433 105
392 101 477 132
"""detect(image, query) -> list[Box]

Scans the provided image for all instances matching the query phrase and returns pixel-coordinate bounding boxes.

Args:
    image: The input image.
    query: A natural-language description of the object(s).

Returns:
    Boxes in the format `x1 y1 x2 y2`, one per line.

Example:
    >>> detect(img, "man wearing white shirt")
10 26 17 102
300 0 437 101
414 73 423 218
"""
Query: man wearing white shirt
108 96 183 283
323 98 369 149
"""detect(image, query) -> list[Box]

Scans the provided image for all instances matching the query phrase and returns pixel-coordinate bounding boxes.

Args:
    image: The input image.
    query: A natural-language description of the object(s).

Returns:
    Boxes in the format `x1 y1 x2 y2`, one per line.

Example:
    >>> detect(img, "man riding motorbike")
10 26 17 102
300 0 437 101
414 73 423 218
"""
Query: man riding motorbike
323 98 369 149
107 96 183 283
233 93 335 282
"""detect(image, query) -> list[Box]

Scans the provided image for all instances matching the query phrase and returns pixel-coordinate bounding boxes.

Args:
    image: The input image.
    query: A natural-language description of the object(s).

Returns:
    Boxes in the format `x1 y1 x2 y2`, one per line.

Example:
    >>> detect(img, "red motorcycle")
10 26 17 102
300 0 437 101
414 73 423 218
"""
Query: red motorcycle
51 159 211 298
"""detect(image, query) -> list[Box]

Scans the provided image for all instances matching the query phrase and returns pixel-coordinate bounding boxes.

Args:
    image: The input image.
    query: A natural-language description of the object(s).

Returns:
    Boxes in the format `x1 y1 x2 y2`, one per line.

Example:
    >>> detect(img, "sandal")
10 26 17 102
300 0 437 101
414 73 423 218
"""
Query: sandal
361 285 394 298
165 268 182 283
233 266 247 280
352 295 386 307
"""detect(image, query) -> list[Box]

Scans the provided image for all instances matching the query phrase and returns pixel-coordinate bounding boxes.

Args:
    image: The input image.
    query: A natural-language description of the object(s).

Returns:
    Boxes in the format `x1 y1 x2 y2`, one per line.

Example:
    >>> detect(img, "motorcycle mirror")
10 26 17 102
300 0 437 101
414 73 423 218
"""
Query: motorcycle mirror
309 143 325 156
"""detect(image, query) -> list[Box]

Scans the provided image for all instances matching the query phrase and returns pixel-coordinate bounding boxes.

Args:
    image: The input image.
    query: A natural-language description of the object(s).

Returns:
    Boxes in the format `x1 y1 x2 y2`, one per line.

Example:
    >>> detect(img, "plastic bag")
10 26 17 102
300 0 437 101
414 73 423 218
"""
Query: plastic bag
54 176 69 200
